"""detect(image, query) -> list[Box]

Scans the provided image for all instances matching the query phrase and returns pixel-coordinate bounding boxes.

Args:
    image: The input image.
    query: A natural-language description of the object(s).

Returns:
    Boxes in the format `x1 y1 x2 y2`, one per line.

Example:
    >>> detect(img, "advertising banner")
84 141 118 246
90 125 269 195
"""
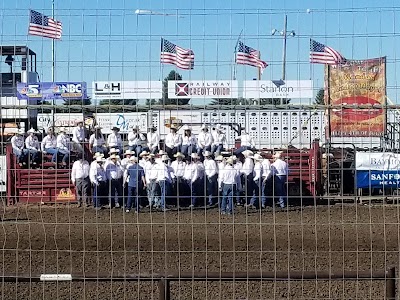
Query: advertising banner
168 80 238 99
243 80 313 99
92 81 162 99
17 82 87 100
37 113 84 133
94 113 148 134
326 57 386 137
356 152 400 188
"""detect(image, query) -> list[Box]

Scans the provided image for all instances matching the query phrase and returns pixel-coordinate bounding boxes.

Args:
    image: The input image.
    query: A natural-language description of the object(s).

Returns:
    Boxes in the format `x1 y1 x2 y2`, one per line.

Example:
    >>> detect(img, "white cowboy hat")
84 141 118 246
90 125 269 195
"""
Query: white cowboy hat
191 153 200 159
139 151 150 157
124 150 134 156
215 155 224 161
182 125 191 131
273 151 283 159
109 154 120 160
242 150 254 157
203 150 212 157
108 148 120 154
161 154 170 162
174 152 185 158
200 124 208 130
93 152 105 158
226 158 234 165
129 156 138 162
148 153 156 158
95 156 105 163
230 155 237 161
253 153 263 161
27 128 36 134
158 150 166 156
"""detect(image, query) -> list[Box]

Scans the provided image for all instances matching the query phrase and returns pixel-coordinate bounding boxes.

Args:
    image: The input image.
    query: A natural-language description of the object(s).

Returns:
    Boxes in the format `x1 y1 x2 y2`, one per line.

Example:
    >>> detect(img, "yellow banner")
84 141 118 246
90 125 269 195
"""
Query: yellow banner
325 57 386 137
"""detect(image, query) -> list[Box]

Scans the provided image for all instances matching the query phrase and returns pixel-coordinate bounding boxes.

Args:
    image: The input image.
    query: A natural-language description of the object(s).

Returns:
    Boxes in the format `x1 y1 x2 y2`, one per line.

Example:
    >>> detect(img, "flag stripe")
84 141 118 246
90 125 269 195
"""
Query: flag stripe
236 41 268 71
160 38 194 70
310 39 345 65
28 10 62 40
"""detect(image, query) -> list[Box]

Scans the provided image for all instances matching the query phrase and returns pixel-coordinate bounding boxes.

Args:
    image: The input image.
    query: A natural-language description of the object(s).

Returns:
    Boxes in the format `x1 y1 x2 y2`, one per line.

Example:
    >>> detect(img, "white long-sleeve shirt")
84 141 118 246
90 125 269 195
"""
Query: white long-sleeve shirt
262 159 272 180
106 161 124 180
127 132 146 146
40 135 56 151
107 133 123 148
89 134 105 147
72 126 85 143
271 159 289 176
214 132 228 149
165 133 182 149
184 162 204 183
71 160 90 183
121 157 132 173
11 135 24 151
147 132 160 150
89 162 107 185
253 161 263 181
219 165 240 188
182 135 197 146
147 163 159 181
156 162 173 183
171 160 186 177
26 135 40 151
217 162 226 187
241 157 254 176
237 133 255 148
211 131 219 146
203 158 218 178
56 134 70 153
197 132 213 148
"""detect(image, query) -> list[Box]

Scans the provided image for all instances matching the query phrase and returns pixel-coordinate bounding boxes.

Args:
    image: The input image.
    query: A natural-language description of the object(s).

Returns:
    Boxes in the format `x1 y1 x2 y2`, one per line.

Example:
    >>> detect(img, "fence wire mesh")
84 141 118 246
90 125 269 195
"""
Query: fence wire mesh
0 0 400 299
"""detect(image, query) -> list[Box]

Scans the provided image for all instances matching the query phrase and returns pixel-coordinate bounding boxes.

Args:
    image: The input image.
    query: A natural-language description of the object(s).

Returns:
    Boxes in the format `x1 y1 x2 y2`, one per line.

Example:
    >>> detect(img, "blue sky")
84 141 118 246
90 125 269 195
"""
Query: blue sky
0 0 399 103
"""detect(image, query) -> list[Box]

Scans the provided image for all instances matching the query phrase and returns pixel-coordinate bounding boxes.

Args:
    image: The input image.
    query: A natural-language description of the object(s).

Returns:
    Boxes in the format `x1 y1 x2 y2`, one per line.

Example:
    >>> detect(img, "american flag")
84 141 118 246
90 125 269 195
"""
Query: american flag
28 10 62 40
160 38 194 70
236 41 268 71
310 39 345 65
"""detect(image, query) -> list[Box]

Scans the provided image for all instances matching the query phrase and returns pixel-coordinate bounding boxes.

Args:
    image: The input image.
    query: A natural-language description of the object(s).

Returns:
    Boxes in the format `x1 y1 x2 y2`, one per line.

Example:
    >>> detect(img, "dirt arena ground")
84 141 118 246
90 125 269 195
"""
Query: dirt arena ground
0 203 398 299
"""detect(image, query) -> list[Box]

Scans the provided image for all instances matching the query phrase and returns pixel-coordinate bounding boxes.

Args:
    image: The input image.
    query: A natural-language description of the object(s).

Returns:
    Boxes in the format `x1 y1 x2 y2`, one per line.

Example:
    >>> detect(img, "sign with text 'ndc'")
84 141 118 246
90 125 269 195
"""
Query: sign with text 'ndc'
17 82 87 100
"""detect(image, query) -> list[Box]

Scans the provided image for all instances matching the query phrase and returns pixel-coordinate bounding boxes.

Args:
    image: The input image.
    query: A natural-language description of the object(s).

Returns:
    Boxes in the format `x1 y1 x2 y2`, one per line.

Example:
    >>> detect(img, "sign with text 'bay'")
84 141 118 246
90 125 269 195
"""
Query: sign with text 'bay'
243 80 313 99
17 82 87 100
356 151 400 188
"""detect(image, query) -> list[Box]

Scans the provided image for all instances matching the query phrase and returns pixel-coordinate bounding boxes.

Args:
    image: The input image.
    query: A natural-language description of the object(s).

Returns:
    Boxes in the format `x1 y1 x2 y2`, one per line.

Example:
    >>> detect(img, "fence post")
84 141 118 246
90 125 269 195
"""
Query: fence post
386 267 396 300
158 279 171 300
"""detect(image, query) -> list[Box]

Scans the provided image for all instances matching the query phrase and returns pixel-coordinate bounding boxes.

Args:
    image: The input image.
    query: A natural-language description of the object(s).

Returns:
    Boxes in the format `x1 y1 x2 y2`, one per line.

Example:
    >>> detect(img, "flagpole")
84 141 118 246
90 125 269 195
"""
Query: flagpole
232 29 243 80
51 0 55 125
258 52 261 80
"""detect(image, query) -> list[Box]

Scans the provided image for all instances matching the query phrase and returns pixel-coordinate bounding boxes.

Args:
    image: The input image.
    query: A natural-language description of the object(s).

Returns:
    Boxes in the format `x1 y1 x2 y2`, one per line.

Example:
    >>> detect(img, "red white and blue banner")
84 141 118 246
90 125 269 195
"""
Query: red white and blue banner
17 82 87 100
356 152 400 188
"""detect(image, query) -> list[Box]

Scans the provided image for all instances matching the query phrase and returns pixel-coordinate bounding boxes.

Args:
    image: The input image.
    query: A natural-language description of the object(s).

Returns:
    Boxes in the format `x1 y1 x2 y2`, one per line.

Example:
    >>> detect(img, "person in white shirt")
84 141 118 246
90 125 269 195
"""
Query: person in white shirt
212 125 228 155
271 151 289 208
105 154 124 208
231 155 243 205
24 128 41 165
234 129 255 156
171 152 187 205
89 156 107 210
71 153 91 207
155 155 174 211
40 128 58 163
72 121 86 153
164 126 182 159
89 126 107 156
241 150 255 207
215 155 225 189
128 127 146 156
104 148 120 169
219 158 241 215
146 154 159 208
186 153 205 208
203 151 218 206
56 127 70 166
107 126 123 154
181 125 197 158
197 125 213 155
138 151 150 168
11 129 27 165
147 126 160 154
261 155 273 208
121 149 134 172
248 154 264 209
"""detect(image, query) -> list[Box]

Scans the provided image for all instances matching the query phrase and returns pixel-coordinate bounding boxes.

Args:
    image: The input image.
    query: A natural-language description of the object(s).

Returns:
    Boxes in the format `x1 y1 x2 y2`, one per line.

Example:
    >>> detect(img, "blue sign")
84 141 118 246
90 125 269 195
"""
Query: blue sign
17 82 87 100
356 170 400 189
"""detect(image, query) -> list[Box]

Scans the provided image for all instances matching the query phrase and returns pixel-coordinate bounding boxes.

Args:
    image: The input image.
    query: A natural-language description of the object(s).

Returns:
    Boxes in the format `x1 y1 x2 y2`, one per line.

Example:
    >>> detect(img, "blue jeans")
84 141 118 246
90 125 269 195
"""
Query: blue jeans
127 186 140 211
250 179 262 207
150 146 159 154
93 181 107 208
197 145 211 155
261 179 269 207
158 180 171 209
109 178 123 206
58 149 70 164
27 148 40 163
212 144 224 155
244 173 254 204
206 174 218 205
45 147 58 162
93 146 107 156
13 148 28 163
274 175 287 208
233 146 252 156
181 144 196 157
190 178 202 206
221 184 236 214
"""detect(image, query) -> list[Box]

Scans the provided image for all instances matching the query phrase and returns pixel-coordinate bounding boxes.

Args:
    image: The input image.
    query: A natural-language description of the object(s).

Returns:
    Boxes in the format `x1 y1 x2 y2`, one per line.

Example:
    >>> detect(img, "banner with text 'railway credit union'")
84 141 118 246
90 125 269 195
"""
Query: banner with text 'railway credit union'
356 152 400 188
168 80 238 99
326 57 386 137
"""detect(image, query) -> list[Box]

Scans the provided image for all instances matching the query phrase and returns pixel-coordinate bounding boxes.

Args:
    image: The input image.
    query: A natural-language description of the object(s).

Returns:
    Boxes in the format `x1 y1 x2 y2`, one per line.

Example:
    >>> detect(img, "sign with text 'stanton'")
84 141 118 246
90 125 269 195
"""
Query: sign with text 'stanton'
243 80 313 99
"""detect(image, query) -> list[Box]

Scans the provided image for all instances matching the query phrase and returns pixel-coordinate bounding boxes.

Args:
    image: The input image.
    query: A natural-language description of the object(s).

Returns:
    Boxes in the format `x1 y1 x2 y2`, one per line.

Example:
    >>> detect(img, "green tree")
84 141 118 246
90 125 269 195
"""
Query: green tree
211 97 252 106
314 88 325 105
63 97 92 106
160 70 190 106
145 99 157 106
259 98 291 105
98 99 137 106
37 100 52 113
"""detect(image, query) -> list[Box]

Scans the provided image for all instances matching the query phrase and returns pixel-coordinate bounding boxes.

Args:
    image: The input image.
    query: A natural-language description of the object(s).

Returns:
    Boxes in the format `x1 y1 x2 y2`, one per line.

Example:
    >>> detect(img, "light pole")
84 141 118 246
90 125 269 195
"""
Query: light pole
134 9 184 18
271 14 295 81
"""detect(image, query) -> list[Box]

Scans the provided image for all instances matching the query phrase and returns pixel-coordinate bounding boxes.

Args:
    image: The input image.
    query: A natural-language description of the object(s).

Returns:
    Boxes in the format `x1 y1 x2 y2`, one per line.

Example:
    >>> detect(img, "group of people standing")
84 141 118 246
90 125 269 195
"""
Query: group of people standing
10 121 288 215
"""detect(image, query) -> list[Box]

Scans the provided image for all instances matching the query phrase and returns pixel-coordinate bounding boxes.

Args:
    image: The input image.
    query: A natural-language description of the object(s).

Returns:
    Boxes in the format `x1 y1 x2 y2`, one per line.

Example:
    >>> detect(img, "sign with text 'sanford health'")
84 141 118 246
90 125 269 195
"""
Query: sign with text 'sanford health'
17 82 87 100
243 80 313 99
92 81 162 99
356 151 400 188
168 80 238 99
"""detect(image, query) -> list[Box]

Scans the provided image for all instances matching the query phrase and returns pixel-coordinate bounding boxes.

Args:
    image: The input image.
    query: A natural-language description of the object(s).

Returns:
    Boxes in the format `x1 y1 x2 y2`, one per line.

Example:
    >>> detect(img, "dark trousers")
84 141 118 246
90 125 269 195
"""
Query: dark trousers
166 146 179 159
109 178 123 206
93 181 107 208
76 177 91 205
127 186 141 211
244 173 254 204
206 174 218 205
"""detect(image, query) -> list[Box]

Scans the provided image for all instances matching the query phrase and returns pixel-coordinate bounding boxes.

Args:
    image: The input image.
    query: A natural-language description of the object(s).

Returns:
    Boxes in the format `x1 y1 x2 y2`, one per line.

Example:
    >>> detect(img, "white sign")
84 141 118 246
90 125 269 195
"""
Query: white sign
168 80 238 99
356 152 400 171
0 156 6 192
94 113 148 134
37 113 84 133
92 81 162 99
243 80 313 99
157 111 203 137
